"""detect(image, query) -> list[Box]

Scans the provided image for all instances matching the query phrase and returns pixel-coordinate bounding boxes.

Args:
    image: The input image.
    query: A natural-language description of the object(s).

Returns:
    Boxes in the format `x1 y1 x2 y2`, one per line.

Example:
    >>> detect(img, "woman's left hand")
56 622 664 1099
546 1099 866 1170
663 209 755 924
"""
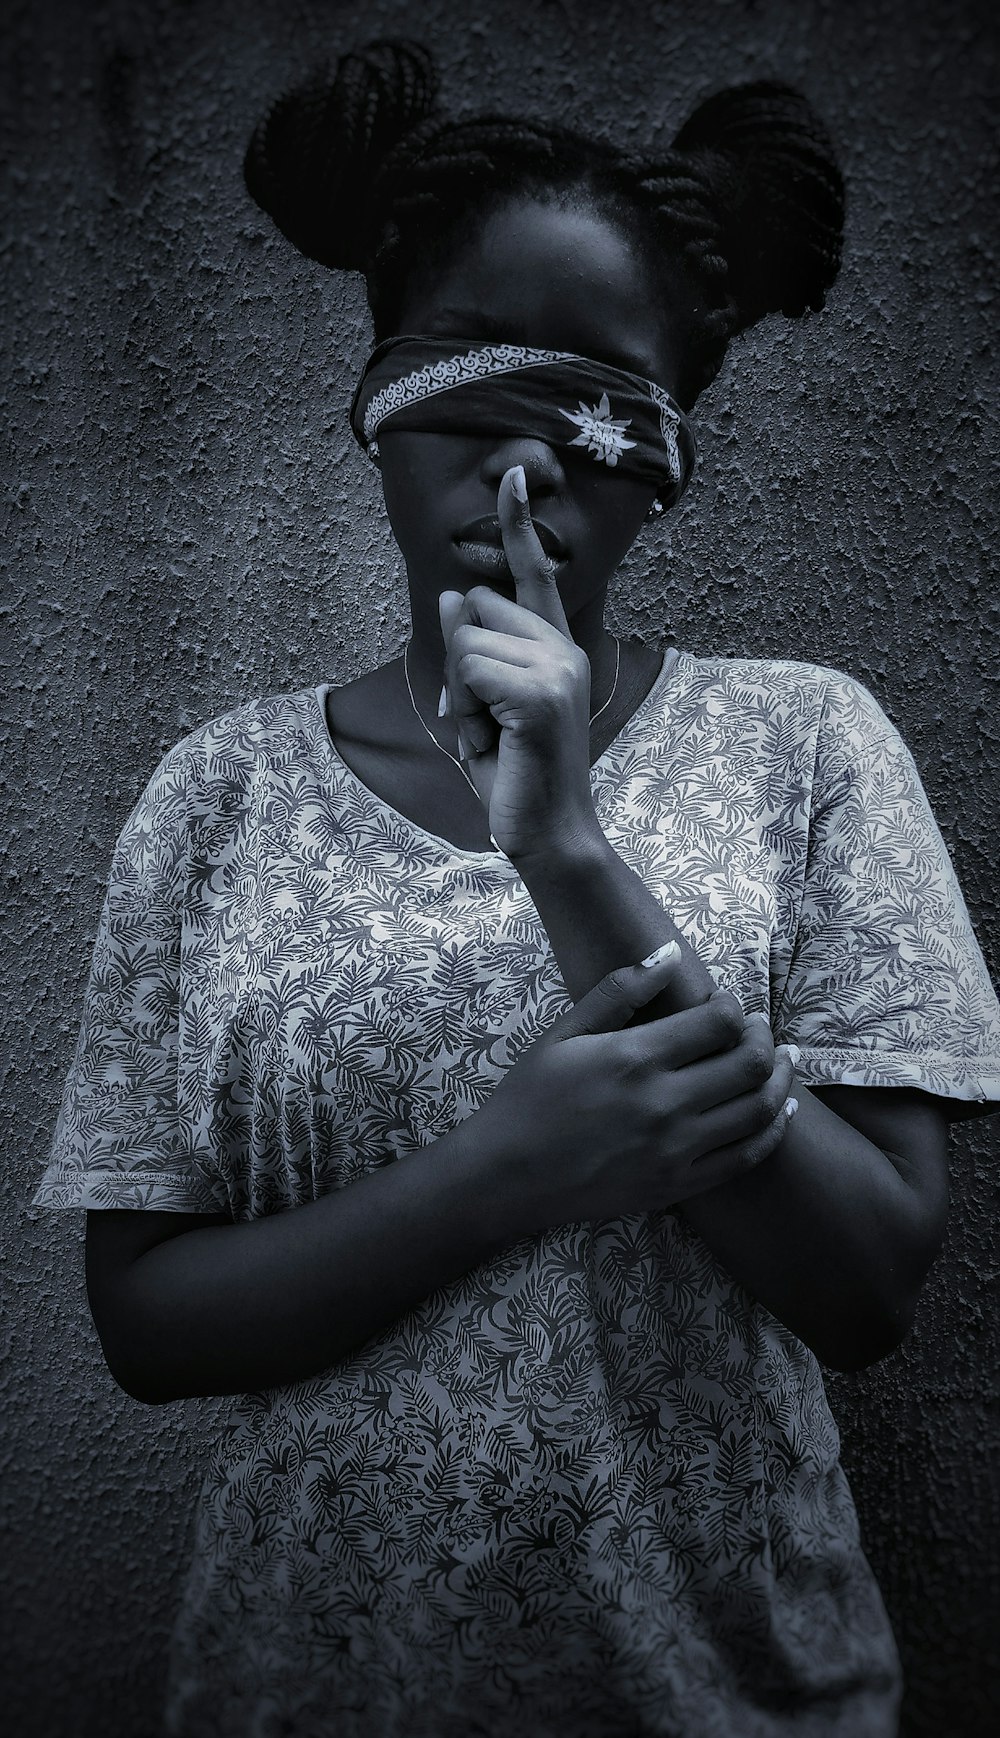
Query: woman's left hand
438 465 603 864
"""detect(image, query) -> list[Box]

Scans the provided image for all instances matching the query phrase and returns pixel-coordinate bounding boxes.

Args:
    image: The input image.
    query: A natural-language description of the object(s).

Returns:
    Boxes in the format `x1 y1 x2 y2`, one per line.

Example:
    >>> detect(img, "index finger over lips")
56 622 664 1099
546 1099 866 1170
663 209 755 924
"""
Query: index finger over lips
499 466 573 639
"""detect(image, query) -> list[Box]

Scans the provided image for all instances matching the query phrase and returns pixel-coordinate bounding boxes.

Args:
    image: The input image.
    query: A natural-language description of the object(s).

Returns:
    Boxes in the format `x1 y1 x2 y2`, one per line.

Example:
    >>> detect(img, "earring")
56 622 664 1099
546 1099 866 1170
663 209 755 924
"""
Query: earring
646 498 664 520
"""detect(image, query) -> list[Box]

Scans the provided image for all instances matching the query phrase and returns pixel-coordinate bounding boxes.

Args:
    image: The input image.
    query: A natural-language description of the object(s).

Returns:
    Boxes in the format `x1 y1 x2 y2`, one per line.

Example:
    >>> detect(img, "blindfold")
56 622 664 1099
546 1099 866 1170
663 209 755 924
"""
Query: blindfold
349 335 697 509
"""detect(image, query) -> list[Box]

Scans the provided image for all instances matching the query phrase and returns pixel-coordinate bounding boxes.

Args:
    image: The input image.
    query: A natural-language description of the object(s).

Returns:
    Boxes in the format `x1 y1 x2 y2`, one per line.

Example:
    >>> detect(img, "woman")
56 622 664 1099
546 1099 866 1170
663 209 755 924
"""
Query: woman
33 36 1000 1738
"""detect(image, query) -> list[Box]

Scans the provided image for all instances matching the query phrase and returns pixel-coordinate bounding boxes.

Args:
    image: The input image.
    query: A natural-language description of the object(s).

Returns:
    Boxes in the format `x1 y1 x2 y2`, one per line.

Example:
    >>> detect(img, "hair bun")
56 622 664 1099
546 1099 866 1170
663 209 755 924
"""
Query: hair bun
672 80 845 331
243 37 439 272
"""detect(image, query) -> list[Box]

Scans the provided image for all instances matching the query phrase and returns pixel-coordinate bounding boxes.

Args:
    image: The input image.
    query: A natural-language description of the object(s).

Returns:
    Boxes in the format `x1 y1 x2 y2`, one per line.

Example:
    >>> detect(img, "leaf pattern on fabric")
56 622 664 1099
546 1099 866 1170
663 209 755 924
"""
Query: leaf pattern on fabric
32 647 1000 1736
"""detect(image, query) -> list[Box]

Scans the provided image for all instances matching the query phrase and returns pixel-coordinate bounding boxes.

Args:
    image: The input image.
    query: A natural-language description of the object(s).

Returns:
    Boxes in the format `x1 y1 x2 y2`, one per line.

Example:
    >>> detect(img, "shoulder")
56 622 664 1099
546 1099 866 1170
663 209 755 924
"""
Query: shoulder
672 650 904 757
114 686 325 860
674 648 878 710
135 685 325 801
170 684 324 776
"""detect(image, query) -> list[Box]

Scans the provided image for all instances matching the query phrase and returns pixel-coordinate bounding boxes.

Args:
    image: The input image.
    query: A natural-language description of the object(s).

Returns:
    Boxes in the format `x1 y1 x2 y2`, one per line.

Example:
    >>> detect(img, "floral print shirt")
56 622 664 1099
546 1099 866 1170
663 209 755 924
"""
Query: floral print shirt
32 647 1000 1737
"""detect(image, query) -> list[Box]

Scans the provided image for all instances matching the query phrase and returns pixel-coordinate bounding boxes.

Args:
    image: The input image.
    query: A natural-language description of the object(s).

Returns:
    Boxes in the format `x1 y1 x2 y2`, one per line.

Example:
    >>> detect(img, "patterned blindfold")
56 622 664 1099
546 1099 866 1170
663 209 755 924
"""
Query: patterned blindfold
349 335 698 508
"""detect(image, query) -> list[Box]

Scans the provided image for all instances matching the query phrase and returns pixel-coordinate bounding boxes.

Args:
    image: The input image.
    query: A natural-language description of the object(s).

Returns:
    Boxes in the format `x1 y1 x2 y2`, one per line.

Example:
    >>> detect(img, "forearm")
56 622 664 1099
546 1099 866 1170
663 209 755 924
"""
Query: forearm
511 826 925 1368
515 827 718 1013
112 1118 526 1402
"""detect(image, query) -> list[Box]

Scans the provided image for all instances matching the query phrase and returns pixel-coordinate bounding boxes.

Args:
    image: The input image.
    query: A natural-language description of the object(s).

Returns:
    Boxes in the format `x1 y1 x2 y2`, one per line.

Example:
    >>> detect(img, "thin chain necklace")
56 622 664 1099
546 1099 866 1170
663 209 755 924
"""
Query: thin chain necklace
403 635 621 803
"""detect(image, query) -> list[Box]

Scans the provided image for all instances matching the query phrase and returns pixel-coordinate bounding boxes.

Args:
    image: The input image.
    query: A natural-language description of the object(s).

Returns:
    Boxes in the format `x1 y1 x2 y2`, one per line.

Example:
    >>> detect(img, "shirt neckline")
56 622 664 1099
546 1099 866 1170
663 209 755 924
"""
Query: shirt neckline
311 643 684 865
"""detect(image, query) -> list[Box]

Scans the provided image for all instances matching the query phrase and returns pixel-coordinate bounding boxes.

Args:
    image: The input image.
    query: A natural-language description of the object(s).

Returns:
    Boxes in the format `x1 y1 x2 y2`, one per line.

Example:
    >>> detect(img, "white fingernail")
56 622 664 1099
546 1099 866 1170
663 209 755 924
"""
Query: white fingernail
640 940 679 968
511 465 527 503
784 1096 799 1119
437 684 448 718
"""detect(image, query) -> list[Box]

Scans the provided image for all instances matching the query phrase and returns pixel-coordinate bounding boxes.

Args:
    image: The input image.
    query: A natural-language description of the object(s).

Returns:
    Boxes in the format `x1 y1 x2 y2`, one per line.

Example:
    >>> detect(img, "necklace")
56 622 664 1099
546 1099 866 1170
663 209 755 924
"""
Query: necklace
403 635 621 805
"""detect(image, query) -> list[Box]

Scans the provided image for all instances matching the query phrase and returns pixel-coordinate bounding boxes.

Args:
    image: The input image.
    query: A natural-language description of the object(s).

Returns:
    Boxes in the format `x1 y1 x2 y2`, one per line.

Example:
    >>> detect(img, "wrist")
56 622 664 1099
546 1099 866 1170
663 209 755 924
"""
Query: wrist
447 1100 547 1245
507 812 613 879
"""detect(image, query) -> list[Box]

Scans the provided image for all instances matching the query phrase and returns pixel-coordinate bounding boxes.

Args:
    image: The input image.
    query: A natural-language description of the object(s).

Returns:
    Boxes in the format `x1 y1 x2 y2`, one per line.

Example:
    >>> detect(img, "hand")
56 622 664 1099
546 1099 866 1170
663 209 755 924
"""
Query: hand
476 945 798 1226
438 465 602 862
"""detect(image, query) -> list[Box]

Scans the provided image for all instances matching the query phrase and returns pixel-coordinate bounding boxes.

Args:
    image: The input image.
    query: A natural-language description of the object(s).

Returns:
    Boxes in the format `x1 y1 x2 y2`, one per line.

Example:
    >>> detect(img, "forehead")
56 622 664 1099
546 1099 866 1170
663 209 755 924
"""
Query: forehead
400 196 671 384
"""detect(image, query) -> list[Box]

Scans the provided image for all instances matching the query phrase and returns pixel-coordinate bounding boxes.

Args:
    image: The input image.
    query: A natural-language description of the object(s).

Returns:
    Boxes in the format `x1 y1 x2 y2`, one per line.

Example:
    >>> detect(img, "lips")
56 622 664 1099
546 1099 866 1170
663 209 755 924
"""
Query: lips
454 514 567 561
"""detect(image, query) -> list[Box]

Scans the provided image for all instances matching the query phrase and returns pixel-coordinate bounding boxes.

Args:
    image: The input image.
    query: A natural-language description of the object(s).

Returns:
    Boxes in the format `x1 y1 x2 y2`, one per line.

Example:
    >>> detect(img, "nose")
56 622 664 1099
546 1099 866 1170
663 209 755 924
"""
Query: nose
480 435 567 499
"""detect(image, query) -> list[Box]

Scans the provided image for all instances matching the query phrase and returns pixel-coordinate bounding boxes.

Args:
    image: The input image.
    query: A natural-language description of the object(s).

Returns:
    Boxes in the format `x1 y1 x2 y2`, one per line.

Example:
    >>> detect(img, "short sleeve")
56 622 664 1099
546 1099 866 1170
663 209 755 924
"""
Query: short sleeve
775 671 1000 1121
31 740 226 1211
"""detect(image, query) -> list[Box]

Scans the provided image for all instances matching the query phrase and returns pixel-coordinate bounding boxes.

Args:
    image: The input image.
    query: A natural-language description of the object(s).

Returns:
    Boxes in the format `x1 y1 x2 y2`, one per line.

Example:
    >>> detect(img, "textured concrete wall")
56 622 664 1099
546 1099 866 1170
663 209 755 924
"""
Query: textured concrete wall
4 0 998 1733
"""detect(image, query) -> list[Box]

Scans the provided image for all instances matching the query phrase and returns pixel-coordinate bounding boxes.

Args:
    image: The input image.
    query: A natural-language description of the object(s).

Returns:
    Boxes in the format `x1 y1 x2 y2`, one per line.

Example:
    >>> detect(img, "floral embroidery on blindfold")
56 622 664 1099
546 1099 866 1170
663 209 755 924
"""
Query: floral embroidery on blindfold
349 336 697 506
558 390 638 467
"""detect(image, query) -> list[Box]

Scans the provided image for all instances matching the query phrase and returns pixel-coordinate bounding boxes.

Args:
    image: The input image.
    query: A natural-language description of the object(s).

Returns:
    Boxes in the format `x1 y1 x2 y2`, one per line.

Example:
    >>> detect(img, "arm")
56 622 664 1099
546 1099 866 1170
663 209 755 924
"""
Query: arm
86 1115 530 1404
510 828 949 1372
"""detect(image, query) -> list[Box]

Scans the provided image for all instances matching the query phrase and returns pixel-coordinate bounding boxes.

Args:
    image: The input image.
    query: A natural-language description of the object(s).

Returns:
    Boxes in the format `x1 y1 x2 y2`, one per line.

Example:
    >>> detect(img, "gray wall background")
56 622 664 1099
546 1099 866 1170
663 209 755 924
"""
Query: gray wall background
4 0 998 1733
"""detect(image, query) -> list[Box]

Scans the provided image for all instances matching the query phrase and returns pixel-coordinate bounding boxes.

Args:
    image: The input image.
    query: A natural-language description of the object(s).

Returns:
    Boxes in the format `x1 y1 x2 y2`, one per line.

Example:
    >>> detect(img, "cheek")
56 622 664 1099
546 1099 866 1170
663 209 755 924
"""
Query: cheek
377 434 474 527
564 451 649 528
376 453 435 534
587 485 651 557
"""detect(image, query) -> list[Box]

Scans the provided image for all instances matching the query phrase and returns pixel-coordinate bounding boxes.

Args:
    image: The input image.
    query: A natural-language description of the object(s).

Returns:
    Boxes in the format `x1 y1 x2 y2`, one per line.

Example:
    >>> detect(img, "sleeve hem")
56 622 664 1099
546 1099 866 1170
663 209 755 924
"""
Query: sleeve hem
30 1168 228 1213
792 1046 1000 1120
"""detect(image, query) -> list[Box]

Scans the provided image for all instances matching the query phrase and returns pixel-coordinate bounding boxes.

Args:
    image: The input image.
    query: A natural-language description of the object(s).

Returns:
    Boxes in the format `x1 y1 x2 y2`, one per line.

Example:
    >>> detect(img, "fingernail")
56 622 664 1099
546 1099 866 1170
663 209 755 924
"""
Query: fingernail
437 684 449 718
776 1042 801 1067
510 465 527 503
784 1096 799 1119
640 939 679 968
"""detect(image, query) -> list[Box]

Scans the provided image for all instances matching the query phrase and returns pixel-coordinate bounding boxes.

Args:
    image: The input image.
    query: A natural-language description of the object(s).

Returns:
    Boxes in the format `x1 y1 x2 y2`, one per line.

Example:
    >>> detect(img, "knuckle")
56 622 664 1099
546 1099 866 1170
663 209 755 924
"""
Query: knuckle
765 1075 790 1118
467 585 493 612
668 1117 698 1164
617 1040 647 1085
591 972 634 1018
664 1070 693 1116
604 966 634 999
748 1093 776 1134
710 993 744 1044
544 678 567 711
741 1045 773 1088
735 1134 770 1173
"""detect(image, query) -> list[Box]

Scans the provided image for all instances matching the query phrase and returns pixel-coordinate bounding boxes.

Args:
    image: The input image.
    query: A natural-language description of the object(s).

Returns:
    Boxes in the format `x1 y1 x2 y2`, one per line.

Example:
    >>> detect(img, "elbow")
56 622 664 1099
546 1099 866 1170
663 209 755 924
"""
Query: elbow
816 1323 907 1374
93 1324 178 1405
118 1378 173 1407
100 1339 229 1404
817 1211 947 1374
813 1285 925 1374
101 1349 175 1407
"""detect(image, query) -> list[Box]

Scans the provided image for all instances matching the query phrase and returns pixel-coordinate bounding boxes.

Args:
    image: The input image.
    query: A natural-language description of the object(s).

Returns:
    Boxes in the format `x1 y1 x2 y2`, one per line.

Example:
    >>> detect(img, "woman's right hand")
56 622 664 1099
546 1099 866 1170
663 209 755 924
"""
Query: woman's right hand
478 944 797 1226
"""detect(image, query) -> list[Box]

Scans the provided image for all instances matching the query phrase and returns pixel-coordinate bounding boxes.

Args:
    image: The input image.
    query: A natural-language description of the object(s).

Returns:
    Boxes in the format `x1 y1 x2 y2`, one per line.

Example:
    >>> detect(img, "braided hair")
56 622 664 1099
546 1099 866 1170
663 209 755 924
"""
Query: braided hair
244 38 845 411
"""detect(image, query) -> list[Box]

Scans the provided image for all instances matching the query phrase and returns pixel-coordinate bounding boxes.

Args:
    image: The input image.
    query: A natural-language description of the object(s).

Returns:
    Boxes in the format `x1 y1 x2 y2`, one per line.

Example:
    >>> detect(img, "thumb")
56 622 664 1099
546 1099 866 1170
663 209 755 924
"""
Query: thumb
537 941 682 1045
